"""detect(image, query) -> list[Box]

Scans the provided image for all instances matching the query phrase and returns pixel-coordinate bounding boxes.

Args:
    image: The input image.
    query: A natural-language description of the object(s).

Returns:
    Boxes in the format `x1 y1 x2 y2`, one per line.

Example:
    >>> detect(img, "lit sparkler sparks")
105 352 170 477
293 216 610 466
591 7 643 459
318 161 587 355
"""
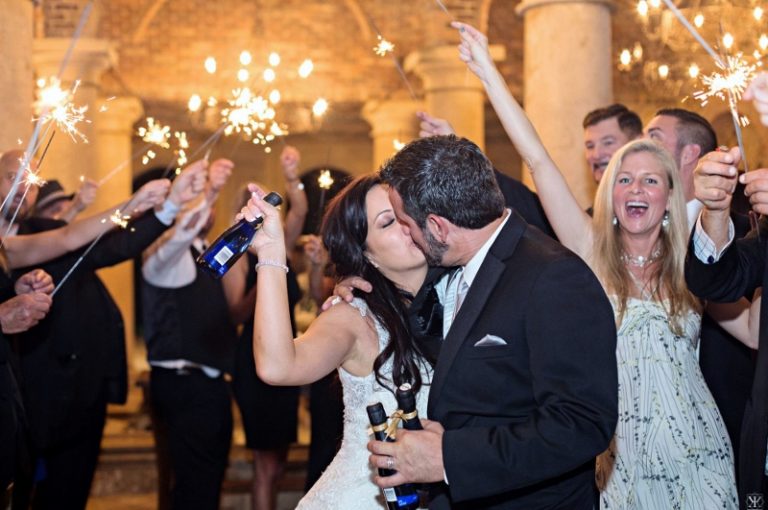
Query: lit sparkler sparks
23 170 46 188
137 117 171 165
318 169 334 190
220 87 287 150
693 54 759 126
659 0 755 171
34 78 90 143
374 36 395 57
106 209 131 229
174 131 189 174
138 117 171 148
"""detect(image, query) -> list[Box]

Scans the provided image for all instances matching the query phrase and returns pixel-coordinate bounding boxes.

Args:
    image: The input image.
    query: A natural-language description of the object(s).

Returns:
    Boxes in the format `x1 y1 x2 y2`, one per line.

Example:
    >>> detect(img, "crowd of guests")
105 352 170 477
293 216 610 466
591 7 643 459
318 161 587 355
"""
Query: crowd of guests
3 20 768 510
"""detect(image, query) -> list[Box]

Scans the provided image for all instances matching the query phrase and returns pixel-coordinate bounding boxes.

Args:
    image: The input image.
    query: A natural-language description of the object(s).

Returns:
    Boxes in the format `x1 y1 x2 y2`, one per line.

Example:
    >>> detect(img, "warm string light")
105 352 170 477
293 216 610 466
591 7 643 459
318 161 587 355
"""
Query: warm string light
298 59 314 78
204 57 217 74
312 98 329 117
393 139 406 151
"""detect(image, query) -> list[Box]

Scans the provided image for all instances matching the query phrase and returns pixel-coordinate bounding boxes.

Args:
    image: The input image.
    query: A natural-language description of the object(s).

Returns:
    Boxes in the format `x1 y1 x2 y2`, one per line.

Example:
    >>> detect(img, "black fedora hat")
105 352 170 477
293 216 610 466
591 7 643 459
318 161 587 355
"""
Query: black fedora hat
35 179 74 211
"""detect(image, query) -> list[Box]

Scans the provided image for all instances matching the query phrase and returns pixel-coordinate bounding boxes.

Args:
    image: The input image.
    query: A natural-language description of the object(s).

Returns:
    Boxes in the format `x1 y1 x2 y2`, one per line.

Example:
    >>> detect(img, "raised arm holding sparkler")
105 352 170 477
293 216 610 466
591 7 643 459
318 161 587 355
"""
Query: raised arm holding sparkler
2 159 206 273
1 178 168 270
453 22 592 257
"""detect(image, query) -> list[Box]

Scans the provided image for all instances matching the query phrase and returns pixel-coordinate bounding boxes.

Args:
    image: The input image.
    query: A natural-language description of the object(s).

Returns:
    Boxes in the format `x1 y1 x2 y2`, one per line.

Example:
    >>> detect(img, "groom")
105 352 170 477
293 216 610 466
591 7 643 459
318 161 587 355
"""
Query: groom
368 135 618 509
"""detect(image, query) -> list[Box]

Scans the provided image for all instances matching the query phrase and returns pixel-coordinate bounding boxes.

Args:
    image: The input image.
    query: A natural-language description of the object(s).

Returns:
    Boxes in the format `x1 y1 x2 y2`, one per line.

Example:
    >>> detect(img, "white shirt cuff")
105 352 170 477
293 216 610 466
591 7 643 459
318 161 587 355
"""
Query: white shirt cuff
154 199 181 226
692 214 735 264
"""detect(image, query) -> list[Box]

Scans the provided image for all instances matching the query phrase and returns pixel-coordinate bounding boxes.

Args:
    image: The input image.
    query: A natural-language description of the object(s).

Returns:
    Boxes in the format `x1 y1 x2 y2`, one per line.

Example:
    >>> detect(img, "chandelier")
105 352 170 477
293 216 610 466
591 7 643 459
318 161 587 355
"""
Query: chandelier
185 51 328 153
615 0 767 97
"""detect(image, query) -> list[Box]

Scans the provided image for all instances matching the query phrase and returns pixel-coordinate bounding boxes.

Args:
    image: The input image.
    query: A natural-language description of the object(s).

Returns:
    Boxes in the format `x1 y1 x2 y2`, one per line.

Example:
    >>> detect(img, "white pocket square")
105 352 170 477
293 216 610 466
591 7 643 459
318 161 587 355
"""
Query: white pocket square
473 334 508 347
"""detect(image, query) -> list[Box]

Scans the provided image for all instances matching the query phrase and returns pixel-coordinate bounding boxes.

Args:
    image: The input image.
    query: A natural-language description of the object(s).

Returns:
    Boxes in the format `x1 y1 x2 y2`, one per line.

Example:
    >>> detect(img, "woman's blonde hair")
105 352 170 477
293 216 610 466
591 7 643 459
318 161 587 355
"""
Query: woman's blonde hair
592 139 700 334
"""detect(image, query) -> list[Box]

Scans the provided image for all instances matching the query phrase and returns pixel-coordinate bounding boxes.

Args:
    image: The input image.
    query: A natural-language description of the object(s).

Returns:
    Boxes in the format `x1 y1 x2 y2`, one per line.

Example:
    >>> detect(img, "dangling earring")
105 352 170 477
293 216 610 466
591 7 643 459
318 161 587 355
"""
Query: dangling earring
612 216 618 227
662 210 670 229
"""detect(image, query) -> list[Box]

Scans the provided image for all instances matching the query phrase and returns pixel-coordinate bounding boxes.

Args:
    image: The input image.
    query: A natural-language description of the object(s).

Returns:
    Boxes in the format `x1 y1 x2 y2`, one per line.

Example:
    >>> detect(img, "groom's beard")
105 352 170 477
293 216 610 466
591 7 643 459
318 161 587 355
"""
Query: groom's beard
422 228 448 267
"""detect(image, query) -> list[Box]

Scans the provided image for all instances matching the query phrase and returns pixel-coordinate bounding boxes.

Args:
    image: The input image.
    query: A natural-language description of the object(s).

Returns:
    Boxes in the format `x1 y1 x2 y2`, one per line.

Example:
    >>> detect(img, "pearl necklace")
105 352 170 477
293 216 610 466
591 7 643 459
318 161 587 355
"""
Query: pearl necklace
621 248 661 268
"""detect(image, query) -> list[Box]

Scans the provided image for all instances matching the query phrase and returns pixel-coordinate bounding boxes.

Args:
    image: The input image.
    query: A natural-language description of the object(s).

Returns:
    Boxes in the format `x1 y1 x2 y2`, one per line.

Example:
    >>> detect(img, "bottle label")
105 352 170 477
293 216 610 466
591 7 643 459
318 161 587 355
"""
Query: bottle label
214 246 234 266
382 487 397 503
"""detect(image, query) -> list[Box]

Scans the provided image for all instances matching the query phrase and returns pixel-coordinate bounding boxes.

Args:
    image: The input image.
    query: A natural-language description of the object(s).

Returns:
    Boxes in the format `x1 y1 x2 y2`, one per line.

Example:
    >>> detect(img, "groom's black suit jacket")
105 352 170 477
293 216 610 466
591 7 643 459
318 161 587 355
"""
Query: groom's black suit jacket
411 211 618 509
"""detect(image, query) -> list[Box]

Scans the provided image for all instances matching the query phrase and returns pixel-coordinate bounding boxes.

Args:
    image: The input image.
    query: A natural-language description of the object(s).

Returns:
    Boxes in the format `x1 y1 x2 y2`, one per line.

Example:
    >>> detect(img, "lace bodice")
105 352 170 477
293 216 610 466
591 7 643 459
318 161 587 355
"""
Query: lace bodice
297 298 432 510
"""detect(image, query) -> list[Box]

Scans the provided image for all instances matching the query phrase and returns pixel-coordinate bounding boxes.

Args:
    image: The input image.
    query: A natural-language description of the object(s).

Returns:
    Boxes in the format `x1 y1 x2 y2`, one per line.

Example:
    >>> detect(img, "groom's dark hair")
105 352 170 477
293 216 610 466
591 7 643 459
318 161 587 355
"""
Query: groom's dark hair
380 135 505 229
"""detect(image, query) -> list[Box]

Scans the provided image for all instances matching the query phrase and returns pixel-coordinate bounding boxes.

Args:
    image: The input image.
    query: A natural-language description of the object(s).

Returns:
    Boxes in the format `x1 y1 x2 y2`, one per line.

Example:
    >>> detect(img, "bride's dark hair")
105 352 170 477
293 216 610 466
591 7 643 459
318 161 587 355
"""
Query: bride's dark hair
321 174 428 393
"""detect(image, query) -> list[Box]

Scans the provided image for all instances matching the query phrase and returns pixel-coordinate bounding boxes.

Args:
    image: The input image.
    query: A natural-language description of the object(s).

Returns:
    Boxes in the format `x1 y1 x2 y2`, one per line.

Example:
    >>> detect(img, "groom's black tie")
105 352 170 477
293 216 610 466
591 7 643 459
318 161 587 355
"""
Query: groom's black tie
411 282 444 365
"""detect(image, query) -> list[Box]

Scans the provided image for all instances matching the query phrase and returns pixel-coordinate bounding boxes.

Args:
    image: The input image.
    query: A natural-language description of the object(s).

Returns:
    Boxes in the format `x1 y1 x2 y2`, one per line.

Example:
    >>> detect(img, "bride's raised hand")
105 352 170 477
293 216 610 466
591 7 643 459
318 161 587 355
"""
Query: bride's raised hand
236 183 285 256
451 21 494 82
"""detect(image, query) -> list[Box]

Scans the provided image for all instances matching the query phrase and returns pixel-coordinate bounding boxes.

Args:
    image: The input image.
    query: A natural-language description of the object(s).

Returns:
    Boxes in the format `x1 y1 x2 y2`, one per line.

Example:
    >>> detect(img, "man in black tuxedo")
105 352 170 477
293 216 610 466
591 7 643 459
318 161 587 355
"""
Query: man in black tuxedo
368 135 618 509
685 139 768 510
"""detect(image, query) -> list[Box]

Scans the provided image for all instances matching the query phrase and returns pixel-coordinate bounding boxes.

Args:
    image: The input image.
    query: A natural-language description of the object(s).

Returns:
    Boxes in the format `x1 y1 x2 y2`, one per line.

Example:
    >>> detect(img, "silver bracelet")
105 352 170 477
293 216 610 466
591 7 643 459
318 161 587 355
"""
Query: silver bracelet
254 260 289 273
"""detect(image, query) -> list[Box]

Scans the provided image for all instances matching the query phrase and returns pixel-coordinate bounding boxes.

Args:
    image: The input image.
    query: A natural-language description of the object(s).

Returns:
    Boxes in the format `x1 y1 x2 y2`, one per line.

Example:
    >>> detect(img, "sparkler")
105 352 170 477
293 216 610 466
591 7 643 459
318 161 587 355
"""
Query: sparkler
659 0 754 171
434 0 455 20
374 36 395 57
317 168 335 223
51 209 132 297
137 117 171 165
34 78 90 143
98 141 158 187
363 12 417 100
2 0 95 229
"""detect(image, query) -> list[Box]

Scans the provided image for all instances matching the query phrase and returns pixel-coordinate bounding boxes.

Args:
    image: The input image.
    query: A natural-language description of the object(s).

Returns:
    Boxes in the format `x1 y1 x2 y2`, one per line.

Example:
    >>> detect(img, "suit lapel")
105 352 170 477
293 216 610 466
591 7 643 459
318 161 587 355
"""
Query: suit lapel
427 212 527 417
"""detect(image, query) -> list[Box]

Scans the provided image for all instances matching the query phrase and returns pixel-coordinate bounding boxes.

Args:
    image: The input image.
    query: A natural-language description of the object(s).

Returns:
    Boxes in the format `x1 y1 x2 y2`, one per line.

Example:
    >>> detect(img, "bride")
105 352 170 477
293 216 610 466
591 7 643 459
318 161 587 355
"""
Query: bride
238 174 432 509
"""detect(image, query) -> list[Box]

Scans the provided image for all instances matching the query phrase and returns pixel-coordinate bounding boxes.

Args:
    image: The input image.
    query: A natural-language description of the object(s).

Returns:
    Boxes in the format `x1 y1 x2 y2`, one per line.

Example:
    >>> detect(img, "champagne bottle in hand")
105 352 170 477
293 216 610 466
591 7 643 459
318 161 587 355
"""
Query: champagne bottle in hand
396 384 422 432
197 191 283 278
367 402 420 510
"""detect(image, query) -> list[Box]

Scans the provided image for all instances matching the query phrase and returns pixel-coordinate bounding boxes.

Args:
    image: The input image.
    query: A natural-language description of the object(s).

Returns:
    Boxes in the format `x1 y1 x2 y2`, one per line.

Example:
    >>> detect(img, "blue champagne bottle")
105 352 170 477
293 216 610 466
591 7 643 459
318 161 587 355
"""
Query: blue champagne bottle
196 191 283 278
366 402 420 510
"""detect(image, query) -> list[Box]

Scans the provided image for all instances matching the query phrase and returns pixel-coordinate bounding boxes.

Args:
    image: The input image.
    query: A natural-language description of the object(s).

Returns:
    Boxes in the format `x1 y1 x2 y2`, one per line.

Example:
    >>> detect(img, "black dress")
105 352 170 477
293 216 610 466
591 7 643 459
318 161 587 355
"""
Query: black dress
232 253 302 450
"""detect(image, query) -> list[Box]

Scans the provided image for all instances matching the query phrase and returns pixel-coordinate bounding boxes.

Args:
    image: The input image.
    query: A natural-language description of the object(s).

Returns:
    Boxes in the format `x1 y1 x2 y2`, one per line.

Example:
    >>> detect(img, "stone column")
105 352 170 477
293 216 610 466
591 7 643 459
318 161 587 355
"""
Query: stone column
94 97 144 376
405 45 505 151
362 97 423 171
0 1 34 150
516 0 614 208
32 38 115 192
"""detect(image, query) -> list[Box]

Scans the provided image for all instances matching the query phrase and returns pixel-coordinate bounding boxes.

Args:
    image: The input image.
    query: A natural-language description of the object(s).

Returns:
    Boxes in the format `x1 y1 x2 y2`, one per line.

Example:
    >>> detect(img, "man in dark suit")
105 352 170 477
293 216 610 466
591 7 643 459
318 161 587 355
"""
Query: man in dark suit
368 135 618 509
685 139 768 510
7 158 205 510
0 270 53 506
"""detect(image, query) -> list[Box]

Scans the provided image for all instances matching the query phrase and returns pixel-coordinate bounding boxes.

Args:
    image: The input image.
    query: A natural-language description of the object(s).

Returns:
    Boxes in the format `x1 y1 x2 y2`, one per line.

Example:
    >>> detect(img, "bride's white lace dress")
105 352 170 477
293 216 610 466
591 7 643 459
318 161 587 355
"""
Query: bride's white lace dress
297 298 432 509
